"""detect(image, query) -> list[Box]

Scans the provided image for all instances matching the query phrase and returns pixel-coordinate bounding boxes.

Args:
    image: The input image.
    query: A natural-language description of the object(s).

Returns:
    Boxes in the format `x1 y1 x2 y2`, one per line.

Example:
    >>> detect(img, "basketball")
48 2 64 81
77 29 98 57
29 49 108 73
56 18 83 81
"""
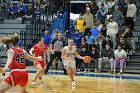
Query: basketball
83 56 91 63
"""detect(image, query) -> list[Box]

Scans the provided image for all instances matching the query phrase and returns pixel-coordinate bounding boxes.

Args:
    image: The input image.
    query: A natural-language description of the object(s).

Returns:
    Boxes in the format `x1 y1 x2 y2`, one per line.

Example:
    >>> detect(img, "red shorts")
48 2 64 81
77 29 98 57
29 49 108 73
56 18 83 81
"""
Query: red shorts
4 69 28 87
34 61 45 68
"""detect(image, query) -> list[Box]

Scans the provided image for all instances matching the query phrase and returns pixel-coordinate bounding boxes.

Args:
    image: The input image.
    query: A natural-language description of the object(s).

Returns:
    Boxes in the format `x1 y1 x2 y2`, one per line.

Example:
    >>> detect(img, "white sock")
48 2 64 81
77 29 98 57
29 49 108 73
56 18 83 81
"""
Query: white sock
114 69 116 72
120 69 123 73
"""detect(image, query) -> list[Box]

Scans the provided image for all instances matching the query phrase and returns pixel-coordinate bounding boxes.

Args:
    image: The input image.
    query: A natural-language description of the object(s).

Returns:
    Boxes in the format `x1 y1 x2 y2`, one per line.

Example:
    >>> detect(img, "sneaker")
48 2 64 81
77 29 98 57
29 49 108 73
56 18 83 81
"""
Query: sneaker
94 69 97 73
108 70 113 74
72 80 75 86
98 69 101 73
39 77 44 84
84 68 87 72
118 72 123 75
30 81 35 86
77 69 80 72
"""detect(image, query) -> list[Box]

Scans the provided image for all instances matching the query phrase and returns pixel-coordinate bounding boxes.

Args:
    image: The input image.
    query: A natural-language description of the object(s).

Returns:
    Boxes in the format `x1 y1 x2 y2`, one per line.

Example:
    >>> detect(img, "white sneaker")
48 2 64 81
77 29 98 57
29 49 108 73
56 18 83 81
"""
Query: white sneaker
72 80 75 86
30 81 35 86
39 77 44 84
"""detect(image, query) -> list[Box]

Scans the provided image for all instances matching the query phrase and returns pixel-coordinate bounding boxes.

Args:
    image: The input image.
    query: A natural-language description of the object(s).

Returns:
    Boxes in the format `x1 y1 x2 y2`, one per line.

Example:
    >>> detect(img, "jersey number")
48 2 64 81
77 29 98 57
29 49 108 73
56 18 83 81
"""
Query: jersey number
16 54 25 64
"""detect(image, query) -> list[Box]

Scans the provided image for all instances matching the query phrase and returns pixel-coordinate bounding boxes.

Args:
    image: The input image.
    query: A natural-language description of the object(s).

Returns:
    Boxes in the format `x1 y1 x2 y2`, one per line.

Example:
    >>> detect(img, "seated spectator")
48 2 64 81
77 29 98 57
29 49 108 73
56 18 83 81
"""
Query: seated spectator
98 43 114 74
80 37 88 50
22 4 33 24
114 44 126 74
17 1 26 20
75 14 86 37
77 45 89 72
7 2 17 19
68 30 82 48
85 32 95 45
107 0 116 9
96 32 105 53
106 8 113 21
116 37 132 54
102 35 113 49
122 26 136 54
34 6 42 17
100 24 107 37
96 20 103 31
90 1 98 17
90 23 100 39
89 44 99 72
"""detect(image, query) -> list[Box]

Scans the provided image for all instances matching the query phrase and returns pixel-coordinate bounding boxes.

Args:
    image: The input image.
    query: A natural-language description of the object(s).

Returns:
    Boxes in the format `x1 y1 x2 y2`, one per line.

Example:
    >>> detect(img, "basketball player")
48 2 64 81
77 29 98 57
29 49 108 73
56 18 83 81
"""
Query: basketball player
0 36 43 93
29 37 53 85
61 39 85 86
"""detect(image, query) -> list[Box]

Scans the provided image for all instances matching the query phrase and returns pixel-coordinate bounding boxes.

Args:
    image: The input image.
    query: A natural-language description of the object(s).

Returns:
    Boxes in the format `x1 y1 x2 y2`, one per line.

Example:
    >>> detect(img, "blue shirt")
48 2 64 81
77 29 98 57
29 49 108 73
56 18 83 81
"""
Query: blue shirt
85 36 95 45
69 31 82 46
42 35 52 46
90 28 100 39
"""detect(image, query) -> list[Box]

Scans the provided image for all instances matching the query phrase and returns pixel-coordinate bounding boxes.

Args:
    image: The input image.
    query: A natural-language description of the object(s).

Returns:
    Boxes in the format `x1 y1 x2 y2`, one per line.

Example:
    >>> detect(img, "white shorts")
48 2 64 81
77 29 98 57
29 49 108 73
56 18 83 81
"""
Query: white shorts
63 61 76 69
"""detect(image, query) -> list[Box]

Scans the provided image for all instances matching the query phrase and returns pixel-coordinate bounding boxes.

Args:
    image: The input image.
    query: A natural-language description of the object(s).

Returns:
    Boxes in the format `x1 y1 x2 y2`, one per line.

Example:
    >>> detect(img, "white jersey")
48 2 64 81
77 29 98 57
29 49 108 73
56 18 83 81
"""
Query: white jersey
63 46 76 68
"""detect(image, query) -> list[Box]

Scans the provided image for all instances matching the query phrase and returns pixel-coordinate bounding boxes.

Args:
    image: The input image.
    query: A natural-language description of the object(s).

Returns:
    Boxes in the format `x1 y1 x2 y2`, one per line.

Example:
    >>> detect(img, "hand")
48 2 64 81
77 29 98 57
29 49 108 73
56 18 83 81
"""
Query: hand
3 67 9 72
38 56 43 61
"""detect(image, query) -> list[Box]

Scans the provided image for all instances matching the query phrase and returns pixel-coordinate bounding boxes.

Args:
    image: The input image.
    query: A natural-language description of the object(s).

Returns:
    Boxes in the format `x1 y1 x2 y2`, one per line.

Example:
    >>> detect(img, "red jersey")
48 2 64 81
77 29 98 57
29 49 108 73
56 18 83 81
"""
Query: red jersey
32 44 48 59
9 48 26 70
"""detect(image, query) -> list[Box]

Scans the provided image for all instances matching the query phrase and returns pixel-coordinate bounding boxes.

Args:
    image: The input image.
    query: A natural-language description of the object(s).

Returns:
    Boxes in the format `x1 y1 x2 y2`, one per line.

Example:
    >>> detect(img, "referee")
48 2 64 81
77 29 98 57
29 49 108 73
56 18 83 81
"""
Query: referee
45 32 67 74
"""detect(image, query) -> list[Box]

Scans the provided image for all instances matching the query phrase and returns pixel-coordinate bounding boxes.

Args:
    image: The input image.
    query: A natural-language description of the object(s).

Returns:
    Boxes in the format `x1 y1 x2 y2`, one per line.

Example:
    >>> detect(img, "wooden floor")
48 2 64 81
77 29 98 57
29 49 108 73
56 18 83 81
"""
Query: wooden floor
1 73 140 93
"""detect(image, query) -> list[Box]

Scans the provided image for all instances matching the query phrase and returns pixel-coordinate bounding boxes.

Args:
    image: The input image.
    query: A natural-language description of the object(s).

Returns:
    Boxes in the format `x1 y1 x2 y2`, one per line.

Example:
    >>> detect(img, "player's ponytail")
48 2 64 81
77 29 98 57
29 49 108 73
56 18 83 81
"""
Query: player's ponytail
0 38 12 45
0 36 19 46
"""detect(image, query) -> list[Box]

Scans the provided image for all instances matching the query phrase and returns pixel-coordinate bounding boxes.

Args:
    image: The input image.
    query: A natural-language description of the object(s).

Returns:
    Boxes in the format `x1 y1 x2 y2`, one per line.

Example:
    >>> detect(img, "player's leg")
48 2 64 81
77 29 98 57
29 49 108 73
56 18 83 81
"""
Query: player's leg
31 64 44 85
18 86 28 93
0 81 12 93
0 68 5 76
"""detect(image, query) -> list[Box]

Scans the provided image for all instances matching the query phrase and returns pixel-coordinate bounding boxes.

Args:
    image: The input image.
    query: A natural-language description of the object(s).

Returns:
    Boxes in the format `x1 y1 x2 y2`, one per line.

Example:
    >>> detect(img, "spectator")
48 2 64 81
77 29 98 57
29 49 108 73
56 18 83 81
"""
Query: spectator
100 24 107 37
34 6 41 17
75 14 86 37
107 0 116 9
106 8 113 21
96 20 103 31
85 32 95 45
98 43 114 74
42 30 52 47
96 3 107 23
121 26 136 54
80 37 88 50
89 44 99 72
83 8 93 36
78 45 89 72
22 4 33 24
96 32 105 53
113 6 124 30
14 31 22 48
68 30 82 48
7 2 17 19
17 1 26 20
125 0 136 31
90 1 98 16
114 44 126 74
102 35 113 49
107 17 118 49
116 37 132 54
90 23 100 39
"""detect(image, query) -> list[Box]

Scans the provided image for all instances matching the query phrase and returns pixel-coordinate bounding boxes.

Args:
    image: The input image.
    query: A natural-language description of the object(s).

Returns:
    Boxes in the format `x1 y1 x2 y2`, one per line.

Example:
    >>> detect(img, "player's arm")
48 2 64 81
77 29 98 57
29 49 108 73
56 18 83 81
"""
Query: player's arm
24 51 42 62
61 48 67 60
3 49 14 71
75 51 84 60
29 48 34 56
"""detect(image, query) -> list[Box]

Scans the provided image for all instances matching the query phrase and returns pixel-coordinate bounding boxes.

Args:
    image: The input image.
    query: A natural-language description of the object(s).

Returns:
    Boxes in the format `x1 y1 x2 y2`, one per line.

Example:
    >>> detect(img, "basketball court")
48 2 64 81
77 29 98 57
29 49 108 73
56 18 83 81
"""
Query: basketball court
1 68 140 93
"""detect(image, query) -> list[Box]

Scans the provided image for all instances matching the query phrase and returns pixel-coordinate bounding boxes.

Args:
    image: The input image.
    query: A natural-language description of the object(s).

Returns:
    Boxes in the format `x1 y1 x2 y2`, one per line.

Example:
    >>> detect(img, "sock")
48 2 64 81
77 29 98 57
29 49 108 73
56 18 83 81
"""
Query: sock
114 69 116 72
120 69 123 73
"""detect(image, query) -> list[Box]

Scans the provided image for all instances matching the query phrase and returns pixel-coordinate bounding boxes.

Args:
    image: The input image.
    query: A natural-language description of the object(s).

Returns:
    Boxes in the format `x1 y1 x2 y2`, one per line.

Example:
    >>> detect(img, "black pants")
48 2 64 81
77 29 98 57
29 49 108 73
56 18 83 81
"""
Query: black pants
45 52 66 74
125 17 134 31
